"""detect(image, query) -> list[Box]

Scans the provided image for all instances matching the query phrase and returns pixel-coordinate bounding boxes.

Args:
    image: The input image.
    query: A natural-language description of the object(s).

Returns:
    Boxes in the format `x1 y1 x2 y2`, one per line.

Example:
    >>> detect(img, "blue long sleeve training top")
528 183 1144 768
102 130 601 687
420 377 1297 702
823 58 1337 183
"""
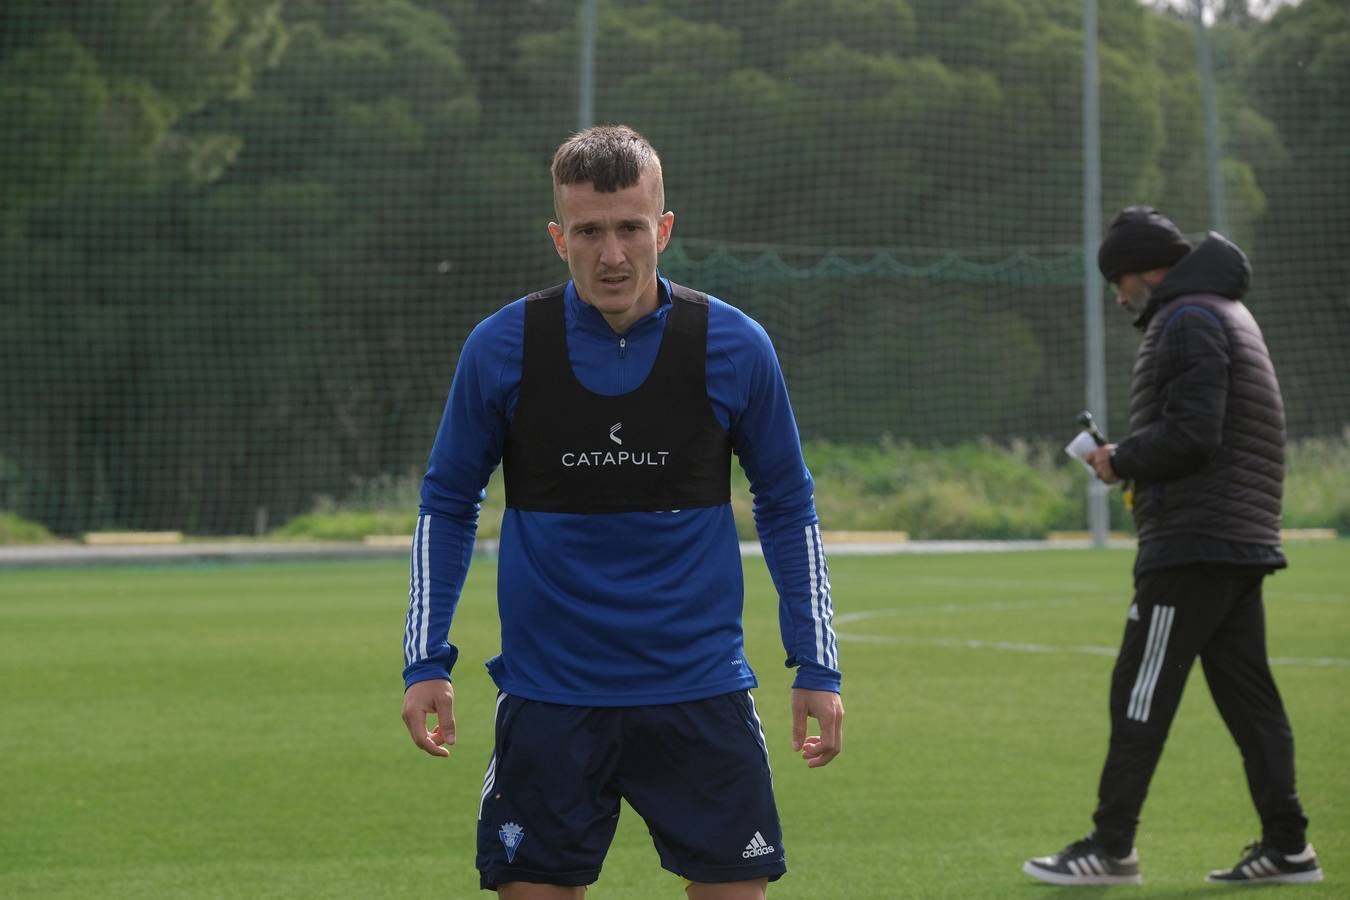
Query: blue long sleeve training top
403 276 840 705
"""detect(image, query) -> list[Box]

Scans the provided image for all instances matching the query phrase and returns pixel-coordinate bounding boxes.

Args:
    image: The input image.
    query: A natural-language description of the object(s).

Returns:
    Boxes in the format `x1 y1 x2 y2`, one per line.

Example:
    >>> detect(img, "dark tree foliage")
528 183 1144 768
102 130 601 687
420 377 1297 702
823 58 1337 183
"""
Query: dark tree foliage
1 0 1344 534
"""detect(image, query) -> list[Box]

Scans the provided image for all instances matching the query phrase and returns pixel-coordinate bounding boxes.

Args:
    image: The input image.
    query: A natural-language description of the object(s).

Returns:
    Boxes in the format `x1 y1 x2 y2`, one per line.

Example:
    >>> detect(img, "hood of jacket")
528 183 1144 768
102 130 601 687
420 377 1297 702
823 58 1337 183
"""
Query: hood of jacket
1134 231 1251 329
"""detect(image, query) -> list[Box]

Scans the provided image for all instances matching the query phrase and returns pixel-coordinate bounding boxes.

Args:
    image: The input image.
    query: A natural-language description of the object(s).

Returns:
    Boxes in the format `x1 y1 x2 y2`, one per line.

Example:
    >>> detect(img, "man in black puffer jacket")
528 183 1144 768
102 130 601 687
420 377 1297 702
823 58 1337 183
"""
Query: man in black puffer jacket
1023 208 1322 887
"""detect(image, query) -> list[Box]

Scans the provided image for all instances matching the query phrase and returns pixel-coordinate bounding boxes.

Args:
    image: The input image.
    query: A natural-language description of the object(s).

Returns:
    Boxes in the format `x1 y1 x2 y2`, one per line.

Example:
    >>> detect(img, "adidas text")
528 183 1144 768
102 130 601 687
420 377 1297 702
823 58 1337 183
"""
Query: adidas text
742 832 776 858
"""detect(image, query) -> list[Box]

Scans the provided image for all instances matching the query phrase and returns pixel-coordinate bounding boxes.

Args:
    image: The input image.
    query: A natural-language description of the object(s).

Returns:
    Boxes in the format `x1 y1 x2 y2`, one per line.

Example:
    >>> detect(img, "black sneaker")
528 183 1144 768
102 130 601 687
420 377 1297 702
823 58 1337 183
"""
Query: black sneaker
1206 841 1323 884
1023 836 1142 885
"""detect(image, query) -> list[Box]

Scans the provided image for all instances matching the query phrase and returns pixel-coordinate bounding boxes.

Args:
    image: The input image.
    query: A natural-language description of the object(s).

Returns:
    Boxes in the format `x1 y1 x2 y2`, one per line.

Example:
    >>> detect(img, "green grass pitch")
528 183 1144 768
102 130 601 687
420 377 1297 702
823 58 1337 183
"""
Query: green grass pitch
1 542 1346 898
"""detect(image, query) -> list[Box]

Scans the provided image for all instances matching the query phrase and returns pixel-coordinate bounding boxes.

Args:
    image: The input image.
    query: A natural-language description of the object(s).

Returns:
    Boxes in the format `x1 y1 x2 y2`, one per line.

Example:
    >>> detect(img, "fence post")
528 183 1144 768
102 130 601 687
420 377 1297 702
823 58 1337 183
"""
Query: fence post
1083 0 1110 547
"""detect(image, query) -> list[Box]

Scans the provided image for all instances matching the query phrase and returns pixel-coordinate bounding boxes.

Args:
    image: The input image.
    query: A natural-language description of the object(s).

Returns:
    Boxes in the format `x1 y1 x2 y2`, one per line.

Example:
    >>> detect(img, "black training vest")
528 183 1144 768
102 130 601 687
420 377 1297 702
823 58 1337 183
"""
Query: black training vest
502 283 733 513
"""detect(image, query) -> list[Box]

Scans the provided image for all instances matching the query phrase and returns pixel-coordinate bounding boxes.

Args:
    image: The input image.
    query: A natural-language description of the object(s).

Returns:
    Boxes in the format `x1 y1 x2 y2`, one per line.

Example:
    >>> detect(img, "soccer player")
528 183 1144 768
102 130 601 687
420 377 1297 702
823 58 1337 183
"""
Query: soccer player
1023 207 1321 886
401 124 844 899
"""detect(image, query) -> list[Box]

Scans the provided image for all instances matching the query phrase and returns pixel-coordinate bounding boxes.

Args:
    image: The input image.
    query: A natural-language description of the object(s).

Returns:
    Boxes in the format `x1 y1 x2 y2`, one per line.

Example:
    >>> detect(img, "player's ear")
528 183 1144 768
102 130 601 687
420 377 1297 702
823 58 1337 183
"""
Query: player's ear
656 211 674 253
547 221 566 260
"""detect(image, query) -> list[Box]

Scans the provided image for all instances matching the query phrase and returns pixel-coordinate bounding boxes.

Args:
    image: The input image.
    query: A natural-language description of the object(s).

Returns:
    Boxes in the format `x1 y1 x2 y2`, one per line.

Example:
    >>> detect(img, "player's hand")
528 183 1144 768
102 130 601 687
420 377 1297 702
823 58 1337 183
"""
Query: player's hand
402 679 456 757
790 687 844 768
1086 444 1121 484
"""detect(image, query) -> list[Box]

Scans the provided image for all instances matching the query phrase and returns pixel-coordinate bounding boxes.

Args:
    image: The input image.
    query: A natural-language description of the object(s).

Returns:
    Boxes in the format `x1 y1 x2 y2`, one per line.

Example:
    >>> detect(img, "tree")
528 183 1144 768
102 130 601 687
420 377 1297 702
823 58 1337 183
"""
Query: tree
1240 0 1350 436
0 1 284 233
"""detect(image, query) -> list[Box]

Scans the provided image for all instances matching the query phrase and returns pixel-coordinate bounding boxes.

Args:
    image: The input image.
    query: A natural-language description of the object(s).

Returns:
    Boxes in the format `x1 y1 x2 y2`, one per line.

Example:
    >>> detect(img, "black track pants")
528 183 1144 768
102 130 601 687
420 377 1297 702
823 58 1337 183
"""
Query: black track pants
1090 563 1308 856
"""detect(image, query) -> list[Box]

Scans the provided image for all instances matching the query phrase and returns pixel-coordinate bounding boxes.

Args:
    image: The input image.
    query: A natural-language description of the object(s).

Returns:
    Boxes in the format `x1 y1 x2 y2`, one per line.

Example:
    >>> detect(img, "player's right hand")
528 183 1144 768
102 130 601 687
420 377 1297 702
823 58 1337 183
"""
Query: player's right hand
402 679 456 757
1086 444 1121 484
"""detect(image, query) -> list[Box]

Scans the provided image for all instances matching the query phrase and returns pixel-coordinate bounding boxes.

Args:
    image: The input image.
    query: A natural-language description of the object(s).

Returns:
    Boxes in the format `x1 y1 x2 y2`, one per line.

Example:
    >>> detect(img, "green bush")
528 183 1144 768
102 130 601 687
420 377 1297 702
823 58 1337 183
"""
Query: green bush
0 510 55 545
1285 427 1350 534
246 432 1350 543
798 439 1082 540
727 438 1082 540
271 509 420 541
740 434 1350 540
268 476 420 540
270 471 507 541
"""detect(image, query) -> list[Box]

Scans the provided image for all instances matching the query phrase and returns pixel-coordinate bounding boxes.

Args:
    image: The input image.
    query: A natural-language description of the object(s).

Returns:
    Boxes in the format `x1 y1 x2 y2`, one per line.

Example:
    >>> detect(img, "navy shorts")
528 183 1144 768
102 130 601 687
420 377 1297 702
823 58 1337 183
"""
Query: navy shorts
475 691 785 890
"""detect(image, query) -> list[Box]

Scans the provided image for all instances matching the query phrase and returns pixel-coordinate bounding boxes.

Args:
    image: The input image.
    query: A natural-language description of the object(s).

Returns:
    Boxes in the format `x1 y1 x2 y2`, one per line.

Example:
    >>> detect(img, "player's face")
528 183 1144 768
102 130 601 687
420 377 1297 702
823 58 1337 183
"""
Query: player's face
1112 273 1151 313
548 169 674 334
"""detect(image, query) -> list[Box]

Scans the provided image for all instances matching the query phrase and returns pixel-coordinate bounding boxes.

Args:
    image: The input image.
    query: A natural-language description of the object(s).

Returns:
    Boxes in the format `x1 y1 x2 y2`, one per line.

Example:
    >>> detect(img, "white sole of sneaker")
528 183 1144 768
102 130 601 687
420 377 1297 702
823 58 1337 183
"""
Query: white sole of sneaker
1023 861 1142 886
1205 869 1324 884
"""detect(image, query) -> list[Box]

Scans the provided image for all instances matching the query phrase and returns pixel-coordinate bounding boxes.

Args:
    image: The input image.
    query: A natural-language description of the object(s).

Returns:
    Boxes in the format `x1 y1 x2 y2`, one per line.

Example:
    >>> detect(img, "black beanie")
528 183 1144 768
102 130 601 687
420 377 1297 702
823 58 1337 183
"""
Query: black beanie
1097 206 1192 282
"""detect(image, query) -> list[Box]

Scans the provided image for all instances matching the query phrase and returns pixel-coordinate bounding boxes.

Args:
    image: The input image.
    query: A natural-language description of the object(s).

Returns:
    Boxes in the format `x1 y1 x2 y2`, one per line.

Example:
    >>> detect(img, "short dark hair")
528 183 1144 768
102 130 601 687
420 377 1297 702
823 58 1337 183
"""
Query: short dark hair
551 124 663 198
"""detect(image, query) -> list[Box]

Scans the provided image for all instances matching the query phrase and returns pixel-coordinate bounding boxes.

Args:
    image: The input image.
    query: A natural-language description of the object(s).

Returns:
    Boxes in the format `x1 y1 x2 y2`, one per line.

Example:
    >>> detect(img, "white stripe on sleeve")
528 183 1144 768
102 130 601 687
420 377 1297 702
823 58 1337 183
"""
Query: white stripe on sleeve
404 514 432 667
804 524 839 670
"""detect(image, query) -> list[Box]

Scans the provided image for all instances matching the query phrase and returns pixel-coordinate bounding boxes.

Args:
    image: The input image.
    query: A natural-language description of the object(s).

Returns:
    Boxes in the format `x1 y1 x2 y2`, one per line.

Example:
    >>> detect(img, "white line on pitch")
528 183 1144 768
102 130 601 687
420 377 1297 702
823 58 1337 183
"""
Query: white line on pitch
833 597 1111 621
905 575 1117 594
1271 591 1350 604
835 620 1350 668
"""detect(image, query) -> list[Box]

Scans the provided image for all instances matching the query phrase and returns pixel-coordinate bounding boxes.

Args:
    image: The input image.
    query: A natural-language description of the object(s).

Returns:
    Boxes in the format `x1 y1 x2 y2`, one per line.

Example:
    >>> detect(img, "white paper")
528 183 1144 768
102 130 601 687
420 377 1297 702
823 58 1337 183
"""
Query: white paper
1064 430 1099 471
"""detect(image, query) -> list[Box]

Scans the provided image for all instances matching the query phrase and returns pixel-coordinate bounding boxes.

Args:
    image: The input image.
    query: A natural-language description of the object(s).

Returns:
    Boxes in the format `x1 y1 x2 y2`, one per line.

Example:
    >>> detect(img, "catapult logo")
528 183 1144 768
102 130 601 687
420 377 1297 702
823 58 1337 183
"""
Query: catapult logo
561 422 671 468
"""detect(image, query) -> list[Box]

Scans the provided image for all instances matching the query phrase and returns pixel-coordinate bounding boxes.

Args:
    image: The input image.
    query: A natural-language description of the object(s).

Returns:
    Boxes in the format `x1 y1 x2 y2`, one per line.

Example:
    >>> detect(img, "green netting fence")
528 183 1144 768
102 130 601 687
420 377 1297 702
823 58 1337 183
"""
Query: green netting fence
2 0 1346 537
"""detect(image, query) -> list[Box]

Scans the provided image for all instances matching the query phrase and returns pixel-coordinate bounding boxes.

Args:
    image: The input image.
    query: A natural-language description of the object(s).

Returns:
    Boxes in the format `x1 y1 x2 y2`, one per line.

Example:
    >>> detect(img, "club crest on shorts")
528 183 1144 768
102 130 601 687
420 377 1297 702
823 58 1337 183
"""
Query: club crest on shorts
498 821 524 863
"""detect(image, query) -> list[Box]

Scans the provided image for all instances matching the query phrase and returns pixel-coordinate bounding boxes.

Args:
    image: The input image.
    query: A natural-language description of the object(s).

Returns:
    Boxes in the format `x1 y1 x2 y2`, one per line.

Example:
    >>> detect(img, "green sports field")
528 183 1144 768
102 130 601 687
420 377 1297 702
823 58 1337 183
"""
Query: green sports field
2 543 1346 899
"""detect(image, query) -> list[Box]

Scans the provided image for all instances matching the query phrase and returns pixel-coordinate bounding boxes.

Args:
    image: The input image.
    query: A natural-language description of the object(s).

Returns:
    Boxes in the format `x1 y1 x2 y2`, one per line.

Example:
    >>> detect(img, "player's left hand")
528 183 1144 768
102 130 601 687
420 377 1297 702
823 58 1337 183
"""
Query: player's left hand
791 687 844 768
402 678 456 757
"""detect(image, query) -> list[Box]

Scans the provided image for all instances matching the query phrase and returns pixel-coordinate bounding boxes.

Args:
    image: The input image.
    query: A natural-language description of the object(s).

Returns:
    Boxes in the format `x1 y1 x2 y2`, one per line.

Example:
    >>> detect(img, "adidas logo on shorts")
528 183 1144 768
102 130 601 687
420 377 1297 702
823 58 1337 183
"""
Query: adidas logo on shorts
742 831 776 858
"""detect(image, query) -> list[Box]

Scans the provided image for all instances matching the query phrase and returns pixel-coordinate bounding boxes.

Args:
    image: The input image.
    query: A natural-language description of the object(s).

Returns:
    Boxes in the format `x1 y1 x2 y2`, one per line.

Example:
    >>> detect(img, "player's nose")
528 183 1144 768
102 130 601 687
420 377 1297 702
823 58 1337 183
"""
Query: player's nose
599 232 626 266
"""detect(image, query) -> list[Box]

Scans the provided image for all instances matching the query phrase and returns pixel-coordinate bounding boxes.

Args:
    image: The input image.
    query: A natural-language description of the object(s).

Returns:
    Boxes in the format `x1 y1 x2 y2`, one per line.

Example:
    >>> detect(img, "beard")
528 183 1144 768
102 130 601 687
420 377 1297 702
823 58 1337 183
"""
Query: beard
1120 280 1151 313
